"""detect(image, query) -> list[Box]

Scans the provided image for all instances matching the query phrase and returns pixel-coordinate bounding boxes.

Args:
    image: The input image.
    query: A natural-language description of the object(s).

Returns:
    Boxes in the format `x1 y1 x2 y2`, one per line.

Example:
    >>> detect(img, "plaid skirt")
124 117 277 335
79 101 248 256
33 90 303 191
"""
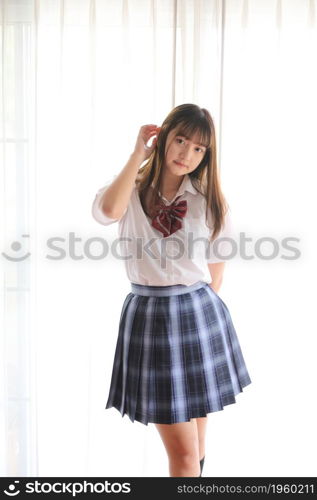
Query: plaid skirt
105 280 251 425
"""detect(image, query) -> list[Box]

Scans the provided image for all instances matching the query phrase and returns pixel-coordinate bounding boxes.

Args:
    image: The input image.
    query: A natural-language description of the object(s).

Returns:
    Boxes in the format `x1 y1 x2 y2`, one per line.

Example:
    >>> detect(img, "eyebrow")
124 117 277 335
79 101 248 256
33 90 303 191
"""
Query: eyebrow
177 134 207 148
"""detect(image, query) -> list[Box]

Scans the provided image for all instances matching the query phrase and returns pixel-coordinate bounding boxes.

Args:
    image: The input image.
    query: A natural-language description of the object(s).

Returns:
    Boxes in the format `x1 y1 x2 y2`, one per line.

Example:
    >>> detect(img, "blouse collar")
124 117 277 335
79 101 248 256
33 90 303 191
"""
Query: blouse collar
151 174 198 203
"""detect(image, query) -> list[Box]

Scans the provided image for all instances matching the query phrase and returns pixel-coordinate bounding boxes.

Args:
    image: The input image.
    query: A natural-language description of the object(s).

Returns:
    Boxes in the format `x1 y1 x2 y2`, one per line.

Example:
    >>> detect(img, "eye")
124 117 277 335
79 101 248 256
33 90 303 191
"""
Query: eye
176 137 185 144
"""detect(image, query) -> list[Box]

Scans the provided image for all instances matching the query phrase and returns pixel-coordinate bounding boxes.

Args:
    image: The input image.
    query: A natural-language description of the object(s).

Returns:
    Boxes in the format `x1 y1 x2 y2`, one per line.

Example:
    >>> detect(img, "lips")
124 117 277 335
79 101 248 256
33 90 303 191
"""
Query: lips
174 160 188 167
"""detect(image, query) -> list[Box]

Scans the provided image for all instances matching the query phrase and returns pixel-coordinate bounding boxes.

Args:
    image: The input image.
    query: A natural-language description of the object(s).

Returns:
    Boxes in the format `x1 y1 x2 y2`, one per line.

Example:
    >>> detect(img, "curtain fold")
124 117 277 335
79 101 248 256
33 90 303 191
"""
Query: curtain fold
1 0 316 476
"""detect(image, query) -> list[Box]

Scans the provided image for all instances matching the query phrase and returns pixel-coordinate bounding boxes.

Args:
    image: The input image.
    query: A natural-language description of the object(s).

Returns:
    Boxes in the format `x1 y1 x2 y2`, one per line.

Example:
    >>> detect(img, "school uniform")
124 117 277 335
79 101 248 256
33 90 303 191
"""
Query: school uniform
92 173 251 425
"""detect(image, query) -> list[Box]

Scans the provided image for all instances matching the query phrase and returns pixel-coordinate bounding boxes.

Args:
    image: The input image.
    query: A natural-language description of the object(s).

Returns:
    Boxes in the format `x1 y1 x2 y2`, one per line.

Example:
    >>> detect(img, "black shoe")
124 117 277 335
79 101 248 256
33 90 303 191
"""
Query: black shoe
200 456 205 476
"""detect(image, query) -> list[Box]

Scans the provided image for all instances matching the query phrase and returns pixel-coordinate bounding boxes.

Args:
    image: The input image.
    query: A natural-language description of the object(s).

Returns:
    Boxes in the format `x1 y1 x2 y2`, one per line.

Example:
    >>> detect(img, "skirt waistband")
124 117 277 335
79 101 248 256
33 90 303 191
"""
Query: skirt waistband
130 280 208 297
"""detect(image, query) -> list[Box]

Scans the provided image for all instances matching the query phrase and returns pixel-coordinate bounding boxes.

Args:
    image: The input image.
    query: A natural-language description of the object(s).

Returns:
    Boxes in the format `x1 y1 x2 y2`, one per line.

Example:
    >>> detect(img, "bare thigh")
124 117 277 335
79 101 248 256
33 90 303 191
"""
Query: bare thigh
154 418 200 462
195 416 208 460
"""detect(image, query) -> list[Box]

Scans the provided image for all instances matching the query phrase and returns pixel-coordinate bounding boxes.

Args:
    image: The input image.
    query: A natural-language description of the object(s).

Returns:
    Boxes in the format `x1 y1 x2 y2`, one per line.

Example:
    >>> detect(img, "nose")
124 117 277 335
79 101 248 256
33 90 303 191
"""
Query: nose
179 144 191 160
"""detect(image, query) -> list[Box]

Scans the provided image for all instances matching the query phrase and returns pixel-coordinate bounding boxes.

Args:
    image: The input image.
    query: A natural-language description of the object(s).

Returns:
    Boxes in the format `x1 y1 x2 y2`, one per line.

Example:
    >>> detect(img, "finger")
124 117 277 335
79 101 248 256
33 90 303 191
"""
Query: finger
143 134 156 144
148 128 160 136
147 130 158 137
142 124 157 129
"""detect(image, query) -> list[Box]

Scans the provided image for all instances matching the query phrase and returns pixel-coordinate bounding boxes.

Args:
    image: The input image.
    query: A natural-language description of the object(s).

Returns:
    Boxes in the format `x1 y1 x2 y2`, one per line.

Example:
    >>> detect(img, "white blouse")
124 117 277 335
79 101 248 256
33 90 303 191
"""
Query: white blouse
91 173 234 286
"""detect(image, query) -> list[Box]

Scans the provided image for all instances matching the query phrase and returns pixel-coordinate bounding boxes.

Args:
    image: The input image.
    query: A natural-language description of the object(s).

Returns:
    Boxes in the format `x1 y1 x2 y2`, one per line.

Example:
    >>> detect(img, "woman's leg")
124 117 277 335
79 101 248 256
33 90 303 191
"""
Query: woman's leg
155 418 200 477
195 416 208 461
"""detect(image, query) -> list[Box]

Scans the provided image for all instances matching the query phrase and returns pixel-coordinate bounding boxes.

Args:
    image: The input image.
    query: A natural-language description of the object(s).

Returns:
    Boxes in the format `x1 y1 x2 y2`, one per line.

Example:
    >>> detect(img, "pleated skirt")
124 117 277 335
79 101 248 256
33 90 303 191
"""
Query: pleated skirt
105 280 251 426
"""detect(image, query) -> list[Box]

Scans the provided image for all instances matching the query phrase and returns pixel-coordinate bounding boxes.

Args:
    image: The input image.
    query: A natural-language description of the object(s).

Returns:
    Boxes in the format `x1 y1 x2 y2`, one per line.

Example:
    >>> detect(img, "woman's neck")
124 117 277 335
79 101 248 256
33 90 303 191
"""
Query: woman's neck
160 171 185 199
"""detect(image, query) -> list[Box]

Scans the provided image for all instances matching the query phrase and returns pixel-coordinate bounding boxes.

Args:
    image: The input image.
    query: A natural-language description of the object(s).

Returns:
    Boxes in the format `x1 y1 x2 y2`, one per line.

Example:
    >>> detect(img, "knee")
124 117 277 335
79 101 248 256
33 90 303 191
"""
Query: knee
169 448 199 467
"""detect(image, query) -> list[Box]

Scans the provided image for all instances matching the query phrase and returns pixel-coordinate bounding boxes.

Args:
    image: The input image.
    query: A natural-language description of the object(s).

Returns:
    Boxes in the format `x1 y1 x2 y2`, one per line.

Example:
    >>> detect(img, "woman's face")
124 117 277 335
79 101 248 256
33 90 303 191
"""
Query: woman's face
163 128 207 177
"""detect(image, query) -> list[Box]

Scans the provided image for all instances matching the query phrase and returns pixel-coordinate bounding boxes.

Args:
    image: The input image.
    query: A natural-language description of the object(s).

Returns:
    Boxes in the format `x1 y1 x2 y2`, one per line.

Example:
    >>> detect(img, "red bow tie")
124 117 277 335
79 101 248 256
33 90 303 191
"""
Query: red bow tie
151 195 188 237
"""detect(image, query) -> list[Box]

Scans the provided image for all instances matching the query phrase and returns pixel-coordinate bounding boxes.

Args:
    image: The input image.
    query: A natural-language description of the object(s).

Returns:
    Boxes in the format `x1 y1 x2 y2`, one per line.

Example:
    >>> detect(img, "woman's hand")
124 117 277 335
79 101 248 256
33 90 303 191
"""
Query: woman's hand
133 124 161 162
207 263 225 294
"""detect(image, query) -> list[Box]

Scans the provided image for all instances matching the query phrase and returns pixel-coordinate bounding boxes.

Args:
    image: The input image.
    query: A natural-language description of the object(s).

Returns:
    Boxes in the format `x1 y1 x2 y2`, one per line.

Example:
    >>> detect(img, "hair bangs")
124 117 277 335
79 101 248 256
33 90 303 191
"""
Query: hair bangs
174 120 211 149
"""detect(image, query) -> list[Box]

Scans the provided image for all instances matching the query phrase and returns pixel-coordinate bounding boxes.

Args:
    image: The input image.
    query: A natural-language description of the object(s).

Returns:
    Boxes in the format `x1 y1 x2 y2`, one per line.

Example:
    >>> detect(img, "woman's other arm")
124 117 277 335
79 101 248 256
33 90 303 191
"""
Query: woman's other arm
207 262 225 293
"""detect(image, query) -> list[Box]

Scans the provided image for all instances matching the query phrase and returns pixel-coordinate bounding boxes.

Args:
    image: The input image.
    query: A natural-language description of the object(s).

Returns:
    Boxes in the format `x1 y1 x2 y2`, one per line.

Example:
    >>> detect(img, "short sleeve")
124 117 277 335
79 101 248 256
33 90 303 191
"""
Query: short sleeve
206 208 235 263
91 176 127 226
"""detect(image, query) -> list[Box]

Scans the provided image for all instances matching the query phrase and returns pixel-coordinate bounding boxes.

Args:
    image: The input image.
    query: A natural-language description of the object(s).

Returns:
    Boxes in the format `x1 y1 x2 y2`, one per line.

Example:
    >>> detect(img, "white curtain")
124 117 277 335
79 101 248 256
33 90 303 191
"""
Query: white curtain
1 0 316 477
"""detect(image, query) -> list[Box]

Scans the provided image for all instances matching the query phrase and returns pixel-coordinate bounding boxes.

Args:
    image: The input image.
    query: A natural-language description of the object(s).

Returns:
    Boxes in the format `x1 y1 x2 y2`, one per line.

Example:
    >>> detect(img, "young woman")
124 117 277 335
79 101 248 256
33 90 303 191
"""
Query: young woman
92 103 251 477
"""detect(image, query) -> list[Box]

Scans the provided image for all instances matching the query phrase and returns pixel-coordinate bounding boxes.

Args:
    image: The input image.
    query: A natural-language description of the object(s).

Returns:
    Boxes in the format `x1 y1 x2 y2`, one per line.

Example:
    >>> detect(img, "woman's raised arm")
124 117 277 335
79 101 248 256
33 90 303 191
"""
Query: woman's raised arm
100 124 160 220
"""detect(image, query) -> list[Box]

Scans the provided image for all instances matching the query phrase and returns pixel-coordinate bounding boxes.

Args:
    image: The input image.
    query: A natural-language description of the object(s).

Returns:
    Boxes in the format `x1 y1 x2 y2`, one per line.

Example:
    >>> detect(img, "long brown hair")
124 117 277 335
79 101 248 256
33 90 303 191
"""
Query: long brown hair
136 103 229 241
